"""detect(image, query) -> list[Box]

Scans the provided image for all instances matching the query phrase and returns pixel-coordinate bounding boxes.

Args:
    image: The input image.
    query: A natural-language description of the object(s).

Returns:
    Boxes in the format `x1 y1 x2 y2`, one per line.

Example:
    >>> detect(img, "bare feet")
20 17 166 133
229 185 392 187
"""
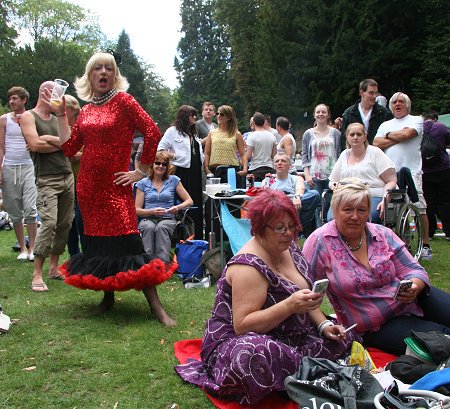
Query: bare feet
31 281 49 292
96 291 115 313
143 286 176 326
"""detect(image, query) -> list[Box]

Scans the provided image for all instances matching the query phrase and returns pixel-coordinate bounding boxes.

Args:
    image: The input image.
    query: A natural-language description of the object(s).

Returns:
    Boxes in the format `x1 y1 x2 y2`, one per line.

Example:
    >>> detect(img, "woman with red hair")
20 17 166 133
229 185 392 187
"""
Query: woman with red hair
175 189 358 404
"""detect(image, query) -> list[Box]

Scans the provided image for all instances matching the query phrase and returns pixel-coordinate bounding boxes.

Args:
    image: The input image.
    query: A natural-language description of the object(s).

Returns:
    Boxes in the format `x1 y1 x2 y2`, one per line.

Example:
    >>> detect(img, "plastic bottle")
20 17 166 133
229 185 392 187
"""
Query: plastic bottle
227 168 236 190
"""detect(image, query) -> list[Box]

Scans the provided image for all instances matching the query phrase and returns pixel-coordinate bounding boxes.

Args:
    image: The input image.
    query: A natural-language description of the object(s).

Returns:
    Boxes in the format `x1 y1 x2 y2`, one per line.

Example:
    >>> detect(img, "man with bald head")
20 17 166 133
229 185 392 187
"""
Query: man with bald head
20 81 74 291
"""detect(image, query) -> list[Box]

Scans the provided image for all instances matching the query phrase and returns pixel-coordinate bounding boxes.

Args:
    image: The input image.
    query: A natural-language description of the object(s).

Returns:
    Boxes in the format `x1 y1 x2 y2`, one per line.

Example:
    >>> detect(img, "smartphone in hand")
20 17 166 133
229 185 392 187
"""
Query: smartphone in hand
312 279 329 294
394 280 413 299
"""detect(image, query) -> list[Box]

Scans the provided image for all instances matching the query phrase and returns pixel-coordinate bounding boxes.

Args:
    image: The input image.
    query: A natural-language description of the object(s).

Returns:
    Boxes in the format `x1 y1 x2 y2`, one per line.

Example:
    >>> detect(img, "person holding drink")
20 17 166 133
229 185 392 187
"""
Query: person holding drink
44 52 176 325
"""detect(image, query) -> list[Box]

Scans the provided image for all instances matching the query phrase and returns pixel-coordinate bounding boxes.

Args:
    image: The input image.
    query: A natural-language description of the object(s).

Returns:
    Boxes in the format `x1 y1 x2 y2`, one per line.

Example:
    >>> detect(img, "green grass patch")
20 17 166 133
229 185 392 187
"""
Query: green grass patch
0 230 448 408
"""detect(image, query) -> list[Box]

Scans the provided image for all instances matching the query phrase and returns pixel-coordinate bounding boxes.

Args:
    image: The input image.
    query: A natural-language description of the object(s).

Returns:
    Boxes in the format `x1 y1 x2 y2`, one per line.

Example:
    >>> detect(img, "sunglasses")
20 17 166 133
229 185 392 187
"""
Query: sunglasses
154 161 169 167
217 112 225 117
190 112 197 117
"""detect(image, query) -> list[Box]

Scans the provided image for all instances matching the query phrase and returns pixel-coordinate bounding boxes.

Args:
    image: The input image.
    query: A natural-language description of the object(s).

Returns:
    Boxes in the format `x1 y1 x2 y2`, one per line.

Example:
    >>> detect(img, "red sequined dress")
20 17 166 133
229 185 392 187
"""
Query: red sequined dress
60 92 176 291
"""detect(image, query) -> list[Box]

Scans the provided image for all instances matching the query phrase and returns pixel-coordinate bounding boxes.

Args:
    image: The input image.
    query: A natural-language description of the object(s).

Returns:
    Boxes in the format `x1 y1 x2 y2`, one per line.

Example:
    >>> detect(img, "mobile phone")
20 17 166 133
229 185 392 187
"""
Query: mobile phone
394 280 413 299
312 279 329 294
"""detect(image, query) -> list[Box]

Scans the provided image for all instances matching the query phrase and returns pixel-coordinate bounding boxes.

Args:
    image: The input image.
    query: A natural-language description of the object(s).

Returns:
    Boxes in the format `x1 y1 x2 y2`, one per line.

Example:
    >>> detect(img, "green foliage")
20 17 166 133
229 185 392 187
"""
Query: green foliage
0 39 93 107
0 0 18 49
115 30 148 108
175 0 244 124
212 0 450 128
15 0 103 47
114 31 173 131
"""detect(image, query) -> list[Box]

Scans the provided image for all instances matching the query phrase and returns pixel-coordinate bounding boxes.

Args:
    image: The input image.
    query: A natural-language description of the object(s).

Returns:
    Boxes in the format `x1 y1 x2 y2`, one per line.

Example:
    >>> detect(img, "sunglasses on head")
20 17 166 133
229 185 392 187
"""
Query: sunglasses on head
154 161 168 167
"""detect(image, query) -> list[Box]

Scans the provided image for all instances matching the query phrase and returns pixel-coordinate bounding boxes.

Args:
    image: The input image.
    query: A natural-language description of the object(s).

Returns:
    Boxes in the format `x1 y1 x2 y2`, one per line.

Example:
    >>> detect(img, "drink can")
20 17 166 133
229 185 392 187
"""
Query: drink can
246 174 254 188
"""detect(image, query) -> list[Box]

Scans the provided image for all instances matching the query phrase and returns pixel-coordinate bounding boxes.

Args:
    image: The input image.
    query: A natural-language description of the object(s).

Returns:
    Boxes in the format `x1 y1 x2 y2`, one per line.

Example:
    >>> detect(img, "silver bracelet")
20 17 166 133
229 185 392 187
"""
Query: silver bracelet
318 319 333 336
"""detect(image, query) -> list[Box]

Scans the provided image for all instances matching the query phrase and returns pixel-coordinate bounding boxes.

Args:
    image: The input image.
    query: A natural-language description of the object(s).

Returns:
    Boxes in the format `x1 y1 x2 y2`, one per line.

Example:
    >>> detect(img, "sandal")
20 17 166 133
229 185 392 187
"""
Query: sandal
48 274 64 280
31 282 49 292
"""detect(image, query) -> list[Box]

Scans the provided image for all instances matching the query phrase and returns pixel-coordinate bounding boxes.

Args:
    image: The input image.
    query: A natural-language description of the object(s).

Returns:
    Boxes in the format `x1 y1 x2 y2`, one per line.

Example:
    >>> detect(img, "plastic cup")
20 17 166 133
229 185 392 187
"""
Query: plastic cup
50 79 69 108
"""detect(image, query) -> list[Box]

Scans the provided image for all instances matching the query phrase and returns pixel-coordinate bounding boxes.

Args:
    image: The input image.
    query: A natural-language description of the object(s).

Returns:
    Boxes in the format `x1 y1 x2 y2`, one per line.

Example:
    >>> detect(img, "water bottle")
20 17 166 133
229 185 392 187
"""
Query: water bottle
227 168 236 190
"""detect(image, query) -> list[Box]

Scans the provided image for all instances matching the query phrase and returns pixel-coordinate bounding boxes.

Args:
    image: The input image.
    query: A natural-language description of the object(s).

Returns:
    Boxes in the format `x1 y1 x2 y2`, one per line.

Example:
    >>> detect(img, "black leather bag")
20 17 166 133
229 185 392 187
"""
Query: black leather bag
285 357 383 409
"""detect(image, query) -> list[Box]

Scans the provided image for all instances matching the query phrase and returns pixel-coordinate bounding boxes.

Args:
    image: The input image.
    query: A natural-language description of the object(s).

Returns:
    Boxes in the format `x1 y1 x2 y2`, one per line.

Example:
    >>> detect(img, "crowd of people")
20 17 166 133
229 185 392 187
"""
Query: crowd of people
1 63 450 404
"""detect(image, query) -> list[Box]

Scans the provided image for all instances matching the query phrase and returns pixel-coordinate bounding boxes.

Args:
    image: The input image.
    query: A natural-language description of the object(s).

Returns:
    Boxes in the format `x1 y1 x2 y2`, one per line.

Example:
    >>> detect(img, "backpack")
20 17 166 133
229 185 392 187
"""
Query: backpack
421 128 440 167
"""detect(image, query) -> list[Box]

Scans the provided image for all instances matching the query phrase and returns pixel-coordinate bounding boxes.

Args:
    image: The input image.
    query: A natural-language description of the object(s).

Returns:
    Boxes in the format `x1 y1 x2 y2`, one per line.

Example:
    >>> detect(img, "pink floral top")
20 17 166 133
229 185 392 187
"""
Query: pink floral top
302 221 430 334
310 132 336 180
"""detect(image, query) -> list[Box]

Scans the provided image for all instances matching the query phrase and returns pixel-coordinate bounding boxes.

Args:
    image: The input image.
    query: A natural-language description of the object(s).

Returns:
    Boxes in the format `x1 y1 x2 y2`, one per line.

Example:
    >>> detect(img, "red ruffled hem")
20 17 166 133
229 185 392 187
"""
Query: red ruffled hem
60 259 178 292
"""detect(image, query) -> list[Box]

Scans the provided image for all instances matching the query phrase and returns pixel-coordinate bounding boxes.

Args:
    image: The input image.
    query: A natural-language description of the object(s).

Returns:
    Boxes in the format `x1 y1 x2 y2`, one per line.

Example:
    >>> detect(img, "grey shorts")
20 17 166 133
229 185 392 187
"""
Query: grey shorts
1 164 37 223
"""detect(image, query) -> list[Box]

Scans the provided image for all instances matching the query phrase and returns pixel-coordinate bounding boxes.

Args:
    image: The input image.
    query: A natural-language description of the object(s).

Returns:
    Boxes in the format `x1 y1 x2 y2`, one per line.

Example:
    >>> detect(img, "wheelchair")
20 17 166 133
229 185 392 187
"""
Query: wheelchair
382 189 423 260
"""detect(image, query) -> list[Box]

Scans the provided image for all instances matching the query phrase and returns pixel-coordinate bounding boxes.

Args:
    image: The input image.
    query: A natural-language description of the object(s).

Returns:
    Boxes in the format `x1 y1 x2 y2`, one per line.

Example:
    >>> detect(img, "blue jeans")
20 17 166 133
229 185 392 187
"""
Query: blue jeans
363 286 450 355
299 189 320 233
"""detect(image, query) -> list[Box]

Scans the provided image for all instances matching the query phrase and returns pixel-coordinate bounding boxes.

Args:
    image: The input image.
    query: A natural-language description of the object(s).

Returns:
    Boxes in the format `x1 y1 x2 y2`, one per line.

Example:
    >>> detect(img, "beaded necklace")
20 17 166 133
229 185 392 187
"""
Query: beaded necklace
344 235 363 251
92 88 117 106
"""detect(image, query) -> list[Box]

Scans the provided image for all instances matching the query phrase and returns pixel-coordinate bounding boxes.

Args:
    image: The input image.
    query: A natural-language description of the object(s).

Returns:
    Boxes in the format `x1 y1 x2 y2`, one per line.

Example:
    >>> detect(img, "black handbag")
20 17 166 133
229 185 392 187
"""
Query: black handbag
285 357 383 409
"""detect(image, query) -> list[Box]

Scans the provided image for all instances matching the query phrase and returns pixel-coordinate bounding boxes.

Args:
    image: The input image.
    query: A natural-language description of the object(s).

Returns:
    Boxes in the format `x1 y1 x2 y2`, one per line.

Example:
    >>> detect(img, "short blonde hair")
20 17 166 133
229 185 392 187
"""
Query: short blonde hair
64 95 81 114
74 52 129 102
330 177 371 215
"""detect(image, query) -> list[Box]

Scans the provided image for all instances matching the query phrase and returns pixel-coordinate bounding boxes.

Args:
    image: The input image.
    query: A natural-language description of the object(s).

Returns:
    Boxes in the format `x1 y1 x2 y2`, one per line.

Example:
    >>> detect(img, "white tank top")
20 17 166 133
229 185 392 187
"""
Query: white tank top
4 113 33 165
277 133 297 173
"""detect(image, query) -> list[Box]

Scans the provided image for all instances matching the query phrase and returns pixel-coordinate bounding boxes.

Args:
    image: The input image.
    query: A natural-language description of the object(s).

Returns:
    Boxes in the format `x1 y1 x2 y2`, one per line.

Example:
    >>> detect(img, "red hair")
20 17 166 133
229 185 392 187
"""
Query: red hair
247 189 300 236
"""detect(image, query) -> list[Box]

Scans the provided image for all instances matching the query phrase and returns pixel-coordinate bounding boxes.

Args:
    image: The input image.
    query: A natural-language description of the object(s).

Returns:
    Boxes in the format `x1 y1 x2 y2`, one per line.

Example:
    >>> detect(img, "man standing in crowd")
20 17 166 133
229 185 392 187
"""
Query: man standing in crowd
275 116 297 175
338 79 393 150
263 114 282 143
421 111 450 241
20 81 74 291
246 112 277 182
196 101 217 143
373 92 432 260
0 86 38 261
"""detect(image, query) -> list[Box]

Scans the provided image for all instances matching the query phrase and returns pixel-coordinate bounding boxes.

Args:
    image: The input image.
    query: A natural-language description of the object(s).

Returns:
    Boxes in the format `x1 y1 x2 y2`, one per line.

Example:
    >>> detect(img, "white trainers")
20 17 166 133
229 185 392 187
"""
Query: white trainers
17 251 29 261
28 253 35 262
421 247 432 261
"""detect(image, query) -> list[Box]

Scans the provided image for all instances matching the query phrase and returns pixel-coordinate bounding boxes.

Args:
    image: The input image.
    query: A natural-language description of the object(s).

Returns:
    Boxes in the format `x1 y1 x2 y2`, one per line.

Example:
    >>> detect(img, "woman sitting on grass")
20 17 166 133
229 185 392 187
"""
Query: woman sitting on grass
175 189 357 405
303 178 450 355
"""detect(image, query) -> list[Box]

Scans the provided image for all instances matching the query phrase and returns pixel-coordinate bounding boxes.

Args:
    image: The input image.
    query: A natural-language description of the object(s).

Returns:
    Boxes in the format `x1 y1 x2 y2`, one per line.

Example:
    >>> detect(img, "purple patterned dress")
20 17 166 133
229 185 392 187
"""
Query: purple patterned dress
175 243 358 405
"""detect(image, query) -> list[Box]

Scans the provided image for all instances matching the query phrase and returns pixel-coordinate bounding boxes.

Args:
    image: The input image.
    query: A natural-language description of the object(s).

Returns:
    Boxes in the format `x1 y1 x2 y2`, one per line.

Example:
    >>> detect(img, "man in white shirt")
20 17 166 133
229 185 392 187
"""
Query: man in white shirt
0 86 37 261
246 112 277 182
373 92 431 260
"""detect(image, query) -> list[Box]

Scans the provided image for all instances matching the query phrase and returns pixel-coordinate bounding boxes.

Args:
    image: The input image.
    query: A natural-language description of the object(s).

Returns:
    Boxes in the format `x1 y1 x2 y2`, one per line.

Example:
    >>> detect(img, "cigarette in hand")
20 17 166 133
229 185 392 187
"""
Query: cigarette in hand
338 323 357 336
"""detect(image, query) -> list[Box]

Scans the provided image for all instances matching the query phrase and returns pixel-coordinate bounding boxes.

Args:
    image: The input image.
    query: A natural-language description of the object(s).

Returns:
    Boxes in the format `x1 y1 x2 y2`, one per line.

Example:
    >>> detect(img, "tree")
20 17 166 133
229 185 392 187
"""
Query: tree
0 0 18 49
15 0 103 47
0 39 92 107
175 0 242 121
115 30 148 109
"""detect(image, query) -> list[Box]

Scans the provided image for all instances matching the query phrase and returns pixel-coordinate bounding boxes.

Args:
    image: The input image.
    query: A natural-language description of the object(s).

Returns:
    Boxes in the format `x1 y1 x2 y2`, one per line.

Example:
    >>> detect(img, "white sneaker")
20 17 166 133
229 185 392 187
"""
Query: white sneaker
421 247 432 261
184 276 211 289
28 253 35 262
17 251 29 261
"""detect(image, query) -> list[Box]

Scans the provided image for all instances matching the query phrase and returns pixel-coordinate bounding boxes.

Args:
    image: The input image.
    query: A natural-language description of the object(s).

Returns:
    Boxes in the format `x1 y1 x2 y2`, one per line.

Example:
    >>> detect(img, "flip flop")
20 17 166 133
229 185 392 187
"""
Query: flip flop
31 282 49 292
48 274 64 280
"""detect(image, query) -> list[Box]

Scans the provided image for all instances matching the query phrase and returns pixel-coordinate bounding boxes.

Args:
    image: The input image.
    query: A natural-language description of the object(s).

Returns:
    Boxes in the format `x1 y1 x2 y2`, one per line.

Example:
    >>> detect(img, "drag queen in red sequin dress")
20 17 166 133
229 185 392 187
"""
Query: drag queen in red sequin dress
48 52 176 325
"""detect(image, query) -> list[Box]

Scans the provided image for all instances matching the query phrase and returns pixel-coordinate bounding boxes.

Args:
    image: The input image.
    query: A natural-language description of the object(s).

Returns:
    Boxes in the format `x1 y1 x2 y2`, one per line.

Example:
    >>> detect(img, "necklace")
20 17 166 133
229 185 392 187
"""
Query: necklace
92 88 117 106
344 235 363 251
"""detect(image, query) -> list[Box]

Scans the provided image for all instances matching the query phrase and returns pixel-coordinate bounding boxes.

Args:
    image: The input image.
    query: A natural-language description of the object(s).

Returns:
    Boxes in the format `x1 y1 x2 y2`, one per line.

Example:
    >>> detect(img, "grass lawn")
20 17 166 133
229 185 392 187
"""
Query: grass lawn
0 229 449 408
